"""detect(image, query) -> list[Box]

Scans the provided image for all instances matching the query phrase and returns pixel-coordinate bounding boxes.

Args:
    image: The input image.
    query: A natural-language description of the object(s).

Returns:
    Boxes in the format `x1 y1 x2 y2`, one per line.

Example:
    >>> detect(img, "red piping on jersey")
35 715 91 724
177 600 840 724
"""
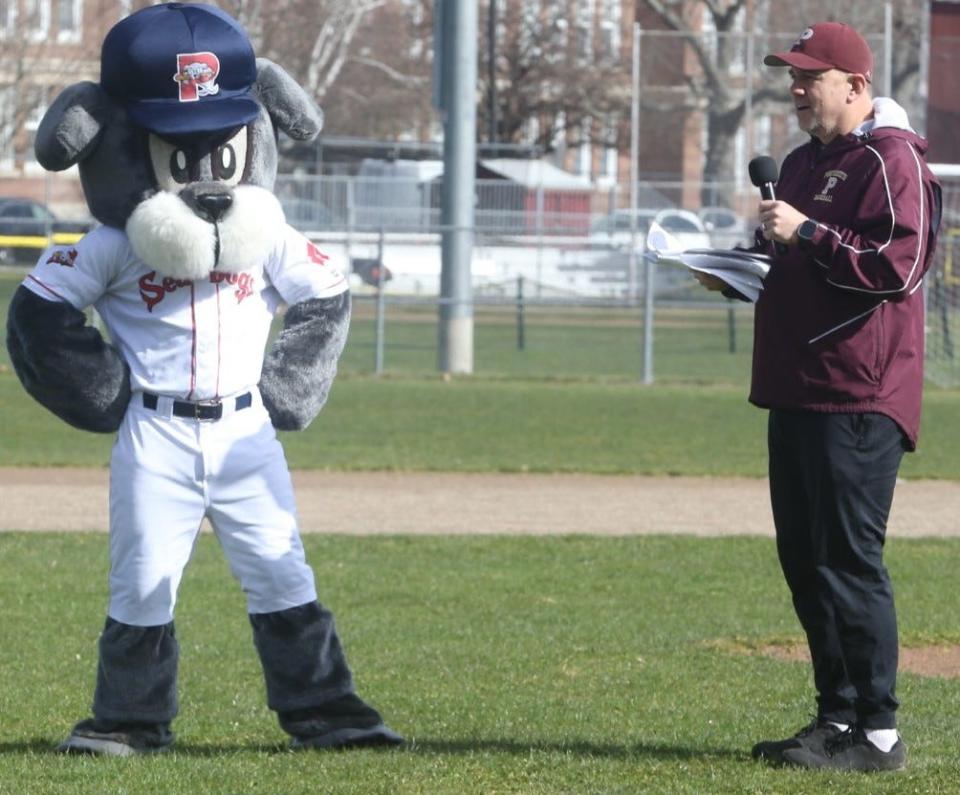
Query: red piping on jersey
215 281 222 399
188 283 198 400
26 274 69 302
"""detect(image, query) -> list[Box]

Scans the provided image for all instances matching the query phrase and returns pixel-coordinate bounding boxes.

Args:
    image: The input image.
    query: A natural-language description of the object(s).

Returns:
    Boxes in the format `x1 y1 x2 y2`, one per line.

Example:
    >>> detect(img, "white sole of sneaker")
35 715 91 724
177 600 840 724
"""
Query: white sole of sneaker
57 735 170 757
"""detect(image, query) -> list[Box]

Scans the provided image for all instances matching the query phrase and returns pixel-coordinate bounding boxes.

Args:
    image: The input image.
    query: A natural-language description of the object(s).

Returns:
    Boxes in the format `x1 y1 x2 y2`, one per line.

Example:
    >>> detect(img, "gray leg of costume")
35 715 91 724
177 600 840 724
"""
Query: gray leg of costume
250 601 354 713
250 601 403 747
57 617 177 755
93 617 180 725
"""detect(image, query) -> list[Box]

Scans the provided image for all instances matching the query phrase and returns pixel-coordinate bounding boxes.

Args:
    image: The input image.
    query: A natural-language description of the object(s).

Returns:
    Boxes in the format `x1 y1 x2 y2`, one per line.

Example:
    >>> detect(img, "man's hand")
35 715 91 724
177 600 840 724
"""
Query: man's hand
693 272 727 291
758 199 807 245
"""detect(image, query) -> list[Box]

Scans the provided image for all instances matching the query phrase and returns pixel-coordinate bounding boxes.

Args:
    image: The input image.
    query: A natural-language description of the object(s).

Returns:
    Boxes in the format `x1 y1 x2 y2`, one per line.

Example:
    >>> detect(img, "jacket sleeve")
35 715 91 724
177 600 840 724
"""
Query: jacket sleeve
801 139 938 298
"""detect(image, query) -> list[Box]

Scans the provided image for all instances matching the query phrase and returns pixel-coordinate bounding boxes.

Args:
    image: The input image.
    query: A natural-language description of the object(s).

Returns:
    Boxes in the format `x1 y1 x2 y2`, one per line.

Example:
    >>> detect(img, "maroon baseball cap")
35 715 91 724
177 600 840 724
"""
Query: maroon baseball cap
764 22 873 82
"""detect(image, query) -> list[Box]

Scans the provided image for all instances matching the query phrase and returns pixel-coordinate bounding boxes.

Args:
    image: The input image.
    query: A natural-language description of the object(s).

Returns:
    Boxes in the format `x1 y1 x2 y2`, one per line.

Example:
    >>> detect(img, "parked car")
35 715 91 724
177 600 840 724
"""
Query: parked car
590 208 712 251
697 206 750 248
0 197 93 265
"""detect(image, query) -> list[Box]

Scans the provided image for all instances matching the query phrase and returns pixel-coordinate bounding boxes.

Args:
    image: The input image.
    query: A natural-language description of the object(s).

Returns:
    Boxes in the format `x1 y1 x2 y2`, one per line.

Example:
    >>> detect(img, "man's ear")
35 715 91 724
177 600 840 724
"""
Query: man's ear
847 73 870 101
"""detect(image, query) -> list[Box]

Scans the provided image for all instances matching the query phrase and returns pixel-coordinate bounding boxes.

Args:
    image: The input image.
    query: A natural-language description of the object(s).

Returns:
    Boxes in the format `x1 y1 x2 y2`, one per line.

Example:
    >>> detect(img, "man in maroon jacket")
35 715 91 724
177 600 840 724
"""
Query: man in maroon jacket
699 22 941 772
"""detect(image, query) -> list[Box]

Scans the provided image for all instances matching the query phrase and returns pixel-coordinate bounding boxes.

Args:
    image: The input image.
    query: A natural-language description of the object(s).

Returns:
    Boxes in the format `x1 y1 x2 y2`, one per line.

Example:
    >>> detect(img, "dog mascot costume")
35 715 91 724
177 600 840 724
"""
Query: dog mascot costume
6 2 401 756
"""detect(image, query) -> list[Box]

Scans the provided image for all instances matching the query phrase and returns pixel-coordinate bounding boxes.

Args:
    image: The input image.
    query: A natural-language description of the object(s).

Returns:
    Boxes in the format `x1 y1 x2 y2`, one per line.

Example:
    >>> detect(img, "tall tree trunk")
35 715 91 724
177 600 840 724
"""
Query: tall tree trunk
701 100 744 208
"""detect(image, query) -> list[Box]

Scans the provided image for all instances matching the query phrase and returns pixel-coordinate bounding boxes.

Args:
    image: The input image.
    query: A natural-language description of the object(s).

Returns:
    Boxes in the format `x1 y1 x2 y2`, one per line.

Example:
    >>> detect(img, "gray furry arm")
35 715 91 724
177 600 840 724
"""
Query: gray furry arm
6 286 130 433
259 292 350 431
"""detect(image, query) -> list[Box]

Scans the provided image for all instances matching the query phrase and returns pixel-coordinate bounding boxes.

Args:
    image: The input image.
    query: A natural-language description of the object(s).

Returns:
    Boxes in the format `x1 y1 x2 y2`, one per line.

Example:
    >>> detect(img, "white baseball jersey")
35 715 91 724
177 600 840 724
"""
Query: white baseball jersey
22 224 348 400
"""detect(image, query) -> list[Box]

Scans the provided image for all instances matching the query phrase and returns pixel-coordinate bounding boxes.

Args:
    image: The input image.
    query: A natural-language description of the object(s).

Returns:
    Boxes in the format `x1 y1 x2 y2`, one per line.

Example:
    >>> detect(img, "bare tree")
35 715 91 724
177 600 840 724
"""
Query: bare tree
639 0 796 205
479 1 630 155
218 0 389 101
639 0 926 205
767 0 925 126
216 0 434 140
0 6 106 175
319 1 434 139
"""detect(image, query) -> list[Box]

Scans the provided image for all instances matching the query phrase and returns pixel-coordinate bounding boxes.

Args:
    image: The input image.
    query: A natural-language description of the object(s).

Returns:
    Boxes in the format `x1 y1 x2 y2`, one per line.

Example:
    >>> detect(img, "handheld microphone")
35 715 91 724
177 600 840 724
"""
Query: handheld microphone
748 156 787 255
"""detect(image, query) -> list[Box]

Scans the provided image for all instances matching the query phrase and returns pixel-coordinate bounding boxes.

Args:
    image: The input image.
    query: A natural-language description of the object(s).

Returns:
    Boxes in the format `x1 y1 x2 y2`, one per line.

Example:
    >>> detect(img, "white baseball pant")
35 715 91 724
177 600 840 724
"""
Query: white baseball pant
107 389 318 626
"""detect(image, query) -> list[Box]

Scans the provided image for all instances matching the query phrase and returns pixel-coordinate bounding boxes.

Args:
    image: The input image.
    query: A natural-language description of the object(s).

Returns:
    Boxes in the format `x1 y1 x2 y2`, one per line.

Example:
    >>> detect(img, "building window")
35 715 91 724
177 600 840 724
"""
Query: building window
25 0 51 41
57 0 81 42
520 0 542 53
599 0 621 61
0 85 14 171
0 0 16 38
598 119 618 184
575 0 594 63
576 119 592 177
754 115 771 158
23 89 48 174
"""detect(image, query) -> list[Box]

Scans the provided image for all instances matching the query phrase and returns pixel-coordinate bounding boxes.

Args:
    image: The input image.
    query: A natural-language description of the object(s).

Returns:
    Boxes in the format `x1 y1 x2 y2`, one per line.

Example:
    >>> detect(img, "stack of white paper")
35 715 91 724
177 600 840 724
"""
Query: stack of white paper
645 221 771 302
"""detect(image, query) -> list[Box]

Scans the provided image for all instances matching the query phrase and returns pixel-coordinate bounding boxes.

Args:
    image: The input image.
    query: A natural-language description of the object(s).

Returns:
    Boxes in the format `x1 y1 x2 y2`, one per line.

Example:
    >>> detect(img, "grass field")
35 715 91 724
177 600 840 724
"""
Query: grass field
3 533 960 794
3 266 959 478
3 267 960 792
344 299 757 384
4 372 960 479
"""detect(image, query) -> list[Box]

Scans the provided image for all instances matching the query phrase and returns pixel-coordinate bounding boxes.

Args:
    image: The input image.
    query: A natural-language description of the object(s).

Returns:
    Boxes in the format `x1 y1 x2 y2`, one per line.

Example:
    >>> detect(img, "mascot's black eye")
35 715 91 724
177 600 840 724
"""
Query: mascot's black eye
213 145 237 180
211 127 247 187
170 150 190 183
149 134 195 192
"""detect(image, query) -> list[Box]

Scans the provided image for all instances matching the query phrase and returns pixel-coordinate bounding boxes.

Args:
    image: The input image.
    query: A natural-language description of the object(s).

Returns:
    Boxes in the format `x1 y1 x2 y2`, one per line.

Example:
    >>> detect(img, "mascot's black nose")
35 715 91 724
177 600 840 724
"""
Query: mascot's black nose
193 192 234 222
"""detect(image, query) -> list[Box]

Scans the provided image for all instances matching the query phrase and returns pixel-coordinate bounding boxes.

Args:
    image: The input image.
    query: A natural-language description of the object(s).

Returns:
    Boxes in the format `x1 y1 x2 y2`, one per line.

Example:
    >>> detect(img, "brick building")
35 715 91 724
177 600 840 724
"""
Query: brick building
929 0 960 163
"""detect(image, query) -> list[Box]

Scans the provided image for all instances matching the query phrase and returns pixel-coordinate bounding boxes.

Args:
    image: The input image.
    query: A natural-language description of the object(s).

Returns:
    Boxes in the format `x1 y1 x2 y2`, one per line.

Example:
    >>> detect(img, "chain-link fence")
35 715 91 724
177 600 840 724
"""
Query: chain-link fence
281 170 960 388
927 172 960 387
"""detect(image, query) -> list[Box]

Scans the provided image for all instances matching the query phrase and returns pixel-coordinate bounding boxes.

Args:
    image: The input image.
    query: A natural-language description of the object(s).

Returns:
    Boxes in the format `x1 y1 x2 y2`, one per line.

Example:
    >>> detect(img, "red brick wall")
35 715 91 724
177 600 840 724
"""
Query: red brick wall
929 2 960 163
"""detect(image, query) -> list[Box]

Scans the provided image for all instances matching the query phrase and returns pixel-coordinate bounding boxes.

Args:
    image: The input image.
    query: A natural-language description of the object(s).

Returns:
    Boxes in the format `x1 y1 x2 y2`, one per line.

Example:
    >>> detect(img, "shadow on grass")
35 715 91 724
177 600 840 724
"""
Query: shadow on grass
0 740 55 754
0 740 288 757
0 737 746 762
410 737 745 762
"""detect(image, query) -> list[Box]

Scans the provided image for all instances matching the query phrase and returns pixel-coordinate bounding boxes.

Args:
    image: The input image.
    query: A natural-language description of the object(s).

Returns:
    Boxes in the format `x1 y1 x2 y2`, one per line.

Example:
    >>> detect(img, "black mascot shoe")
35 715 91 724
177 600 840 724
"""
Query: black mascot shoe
781 727 907 772
57 718 174 756
285 693 404 750
751 718 844 764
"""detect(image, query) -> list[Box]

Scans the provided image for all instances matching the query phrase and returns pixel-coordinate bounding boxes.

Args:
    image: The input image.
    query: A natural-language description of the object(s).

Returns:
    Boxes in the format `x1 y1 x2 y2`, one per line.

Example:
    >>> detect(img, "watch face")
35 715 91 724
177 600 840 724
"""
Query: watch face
800 220 817 240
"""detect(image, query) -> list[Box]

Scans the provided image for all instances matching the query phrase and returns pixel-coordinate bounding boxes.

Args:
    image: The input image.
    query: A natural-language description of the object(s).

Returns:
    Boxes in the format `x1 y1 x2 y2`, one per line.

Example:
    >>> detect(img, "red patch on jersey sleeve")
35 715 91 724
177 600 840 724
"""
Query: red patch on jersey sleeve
306 241 330 266
46 248 79 267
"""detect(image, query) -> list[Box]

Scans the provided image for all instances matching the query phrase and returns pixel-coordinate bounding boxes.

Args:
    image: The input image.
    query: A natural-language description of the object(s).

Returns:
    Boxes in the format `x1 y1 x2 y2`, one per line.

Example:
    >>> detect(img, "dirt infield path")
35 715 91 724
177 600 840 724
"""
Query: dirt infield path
2 468 959 536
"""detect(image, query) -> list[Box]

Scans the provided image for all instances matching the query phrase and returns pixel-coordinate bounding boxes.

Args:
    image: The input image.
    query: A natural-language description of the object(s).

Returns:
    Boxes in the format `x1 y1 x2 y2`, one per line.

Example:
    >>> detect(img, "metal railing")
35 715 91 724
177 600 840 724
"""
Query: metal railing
291 174 960 389
276 174 747 238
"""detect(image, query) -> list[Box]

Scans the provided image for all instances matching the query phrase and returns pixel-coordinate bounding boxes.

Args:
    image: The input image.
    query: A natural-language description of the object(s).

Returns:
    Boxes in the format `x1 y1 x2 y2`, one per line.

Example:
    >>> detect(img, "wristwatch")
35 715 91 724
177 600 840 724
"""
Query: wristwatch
797 219 819 245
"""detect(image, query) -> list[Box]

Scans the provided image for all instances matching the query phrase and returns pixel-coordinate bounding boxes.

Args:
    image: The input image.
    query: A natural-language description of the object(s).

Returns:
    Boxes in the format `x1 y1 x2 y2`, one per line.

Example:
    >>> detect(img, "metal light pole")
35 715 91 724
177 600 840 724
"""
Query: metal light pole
632 22 654 386
488 0 498 144
437 0 477 374
883 2 893 99
628 22 640 303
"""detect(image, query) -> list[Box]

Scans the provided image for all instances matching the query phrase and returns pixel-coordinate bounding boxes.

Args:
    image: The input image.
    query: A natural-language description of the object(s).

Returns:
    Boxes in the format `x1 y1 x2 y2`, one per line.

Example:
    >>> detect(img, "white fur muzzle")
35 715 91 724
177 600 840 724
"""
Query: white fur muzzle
126 185 285 280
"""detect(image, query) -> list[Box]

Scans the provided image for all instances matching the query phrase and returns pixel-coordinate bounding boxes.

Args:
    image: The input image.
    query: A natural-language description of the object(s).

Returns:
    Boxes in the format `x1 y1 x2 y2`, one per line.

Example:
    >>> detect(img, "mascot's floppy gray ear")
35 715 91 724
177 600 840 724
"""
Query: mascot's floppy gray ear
255 58 323 142
35 81 117 171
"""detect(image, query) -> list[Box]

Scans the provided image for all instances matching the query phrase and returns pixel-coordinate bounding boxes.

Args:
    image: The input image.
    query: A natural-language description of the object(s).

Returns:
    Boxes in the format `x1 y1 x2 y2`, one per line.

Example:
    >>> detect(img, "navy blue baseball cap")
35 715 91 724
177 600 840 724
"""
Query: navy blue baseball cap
100 2 259 136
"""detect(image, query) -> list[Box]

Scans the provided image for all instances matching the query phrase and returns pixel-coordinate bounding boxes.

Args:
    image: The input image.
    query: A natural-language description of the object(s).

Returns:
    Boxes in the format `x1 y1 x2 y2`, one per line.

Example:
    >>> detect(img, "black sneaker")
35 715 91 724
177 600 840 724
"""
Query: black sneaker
751 718 843 763
57 719 174 757
781 727 907 772
284 693 404 750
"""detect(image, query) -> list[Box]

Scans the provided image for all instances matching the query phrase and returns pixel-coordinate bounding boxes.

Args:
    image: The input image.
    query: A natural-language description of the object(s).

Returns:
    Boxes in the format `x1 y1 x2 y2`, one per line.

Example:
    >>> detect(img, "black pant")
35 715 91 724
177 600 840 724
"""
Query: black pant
768 409 906 730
